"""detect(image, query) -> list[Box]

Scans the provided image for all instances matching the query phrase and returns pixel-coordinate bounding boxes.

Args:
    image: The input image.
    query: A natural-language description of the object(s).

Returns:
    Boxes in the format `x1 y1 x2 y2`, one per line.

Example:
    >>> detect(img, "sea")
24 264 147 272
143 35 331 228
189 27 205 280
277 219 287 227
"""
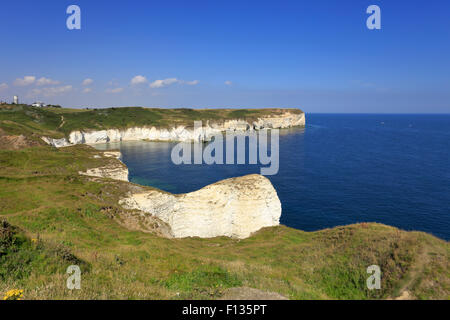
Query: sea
94 114 450 240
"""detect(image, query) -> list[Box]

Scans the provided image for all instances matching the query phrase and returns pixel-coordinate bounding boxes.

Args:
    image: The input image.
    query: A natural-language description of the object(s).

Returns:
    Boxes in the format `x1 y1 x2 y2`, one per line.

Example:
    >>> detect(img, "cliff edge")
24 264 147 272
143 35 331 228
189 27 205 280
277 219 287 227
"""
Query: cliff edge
119 174 282 239
41 109 305 146
78 151 281 239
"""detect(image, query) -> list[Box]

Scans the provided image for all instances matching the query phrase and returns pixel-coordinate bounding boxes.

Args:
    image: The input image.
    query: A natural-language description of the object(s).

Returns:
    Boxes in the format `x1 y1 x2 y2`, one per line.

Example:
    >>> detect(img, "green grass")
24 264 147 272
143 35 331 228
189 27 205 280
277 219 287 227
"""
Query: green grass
0 220 89 283
0 104 64 138
0 104 303 138
162 265 242 298
0 109 448 300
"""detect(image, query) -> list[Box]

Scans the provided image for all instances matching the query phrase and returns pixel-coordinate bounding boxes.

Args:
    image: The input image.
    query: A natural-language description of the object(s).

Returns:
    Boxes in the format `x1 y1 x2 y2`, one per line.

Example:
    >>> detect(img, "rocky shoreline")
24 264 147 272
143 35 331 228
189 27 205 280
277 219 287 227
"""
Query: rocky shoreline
79 150 282 239
48 111 304 239
41 111 305 147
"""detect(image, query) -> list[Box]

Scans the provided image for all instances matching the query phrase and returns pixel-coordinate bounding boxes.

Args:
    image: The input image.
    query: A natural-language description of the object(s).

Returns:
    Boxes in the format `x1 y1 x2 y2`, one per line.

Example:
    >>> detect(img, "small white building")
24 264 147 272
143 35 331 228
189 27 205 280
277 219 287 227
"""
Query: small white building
13 95 18 104
32 101 46 107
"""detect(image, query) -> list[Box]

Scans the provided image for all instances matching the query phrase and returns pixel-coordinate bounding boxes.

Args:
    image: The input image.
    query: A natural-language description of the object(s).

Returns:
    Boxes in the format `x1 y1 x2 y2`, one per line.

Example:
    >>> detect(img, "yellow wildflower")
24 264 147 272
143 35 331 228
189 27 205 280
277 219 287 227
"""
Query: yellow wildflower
3 289 24 300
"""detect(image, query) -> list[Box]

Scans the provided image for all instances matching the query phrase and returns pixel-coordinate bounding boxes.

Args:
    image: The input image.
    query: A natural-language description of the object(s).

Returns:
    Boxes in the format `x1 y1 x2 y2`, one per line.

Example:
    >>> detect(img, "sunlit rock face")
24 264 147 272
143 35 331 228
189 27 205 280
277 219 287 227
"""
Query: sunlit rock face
41 136 72 147
119 174 282 239
78 151 129 182
73 151 282 239
253 112 305 129
42 112 305 147
41 113 295 239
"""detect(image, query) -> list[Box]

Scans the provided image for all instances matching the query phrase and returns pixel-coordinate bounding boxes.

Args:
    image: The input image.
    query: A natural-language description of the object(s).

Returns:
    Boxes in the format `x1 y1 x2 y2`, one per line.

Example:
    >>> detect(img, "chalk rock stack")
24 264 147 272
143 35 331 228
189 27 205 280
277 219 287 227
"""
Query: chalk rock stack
119 174 282 239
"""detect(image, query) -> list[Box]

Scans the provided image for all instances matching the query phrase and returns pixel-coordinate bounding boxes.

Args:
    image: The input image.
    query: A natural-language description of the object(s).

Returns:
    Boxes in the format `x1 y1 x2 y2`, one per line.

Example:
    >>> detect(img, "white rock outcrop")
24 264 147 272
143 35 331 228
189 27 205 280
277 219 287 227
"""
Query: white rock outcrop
119 174 282 239
42 111 305 147
78 151 129 181
76 151 282 239
41 136 72 148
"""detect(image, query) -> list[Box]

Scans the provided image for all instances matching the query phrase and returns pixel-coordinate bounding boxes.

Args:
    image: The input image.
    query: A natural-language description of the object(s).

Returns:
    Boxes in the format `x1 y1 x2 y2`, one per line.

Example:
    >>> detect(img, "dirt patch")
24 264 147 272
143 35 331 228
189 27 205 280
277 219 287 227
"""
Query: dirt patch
389 243 434 300
219 287 288 300
0 128 41 150
101 206 173 238
395 290 412 300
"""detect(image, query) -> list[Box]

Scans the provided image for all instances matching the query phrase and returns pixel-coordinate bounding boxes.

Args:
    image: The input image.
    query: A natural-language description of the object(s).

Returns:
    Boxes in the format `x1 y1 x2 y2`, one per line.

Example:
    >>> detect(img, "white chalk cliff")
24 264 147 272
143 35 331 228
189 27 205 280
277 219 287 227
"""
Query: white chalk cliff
42 111 305 147
78 151 129 182
78 152 282 239
119 174 282 239
67 111 296 239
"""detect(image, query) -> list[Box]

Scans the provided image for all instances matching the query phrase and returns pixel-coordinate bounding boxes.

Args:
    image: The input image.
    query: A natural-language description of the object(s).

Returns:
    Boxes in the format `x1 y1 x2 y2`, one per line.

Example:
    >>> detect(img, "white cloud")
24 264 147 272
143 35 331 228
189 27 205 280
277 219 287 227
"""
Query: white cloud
149 78 198 88
14 76 36 86
225 80 232 86
82 88 92 93
107 79 119 87
30 85 73 97
131 75 148 85
184 80 199 86
82 78 93 86
149 78 179 88
106 87 123 94
0 83 8 91
36 77 60 86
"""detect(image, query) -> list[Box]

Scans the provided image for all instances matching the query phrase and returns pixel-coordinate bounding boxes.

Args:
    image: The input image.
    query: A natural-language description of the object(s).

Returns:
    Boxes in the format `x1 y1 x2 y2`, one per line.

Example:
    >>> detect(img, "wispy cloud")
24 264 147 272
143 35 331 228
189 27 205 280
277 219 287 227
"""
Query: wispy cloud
106 87 123 94
30 85 73 97
14 76 36 86
184 80 199 86
82 78 93 86
149 78 179 88
0 83 8 91
82 87 92 93
36 77 60 86
107 79 119 87
225 80 232 86
149 78 199 88
131 75 148 85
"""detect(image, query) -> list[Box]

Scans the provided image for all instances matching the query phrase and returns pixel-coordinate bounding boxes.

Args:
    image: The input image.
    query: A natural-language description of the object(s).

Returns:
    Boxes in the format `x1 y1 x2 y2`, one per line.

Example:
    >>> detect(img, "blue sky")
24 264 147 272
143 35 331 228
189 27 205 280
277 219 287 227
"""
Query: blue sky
0 0 449 112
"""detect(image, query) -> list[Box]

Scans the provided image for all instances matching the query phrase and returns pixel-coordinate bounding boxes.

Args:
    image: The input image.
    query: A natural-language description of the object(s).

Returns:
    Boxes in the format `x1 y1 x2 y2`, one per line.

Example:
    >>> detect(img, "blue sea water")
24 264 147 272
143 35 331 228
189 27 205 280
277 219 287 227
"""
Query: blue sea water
94 114 450 240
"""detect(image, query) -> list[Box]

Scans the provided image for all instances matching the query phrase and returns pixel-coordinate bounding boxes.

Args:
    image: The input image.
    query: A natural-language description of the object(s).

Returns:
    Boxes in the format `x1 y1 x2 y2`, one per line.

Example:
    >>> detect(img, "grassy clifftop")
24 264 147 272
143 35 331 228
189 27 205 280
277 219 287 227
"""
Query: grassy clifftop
0 104 303 139
0 143 448 300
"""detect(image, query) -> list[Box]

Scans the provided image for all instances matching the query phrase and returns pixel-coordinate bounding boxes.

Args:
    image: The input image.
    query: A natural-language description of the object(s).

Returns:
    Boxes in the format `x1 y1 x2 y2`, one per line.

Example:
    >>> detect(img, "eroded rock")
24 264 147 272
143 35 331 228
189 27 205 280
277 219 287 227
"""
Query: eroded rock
119 174 282 239
42 112 305 146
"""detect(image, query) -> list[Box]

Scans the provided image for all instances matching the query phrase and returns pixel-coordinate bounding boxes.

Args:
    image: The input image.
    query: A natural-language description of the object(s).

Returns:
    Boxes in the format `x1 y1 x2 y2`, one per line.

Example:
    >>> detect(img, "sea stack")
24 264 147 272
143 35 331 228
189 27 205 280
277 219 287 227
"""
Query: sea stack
119 174 282 239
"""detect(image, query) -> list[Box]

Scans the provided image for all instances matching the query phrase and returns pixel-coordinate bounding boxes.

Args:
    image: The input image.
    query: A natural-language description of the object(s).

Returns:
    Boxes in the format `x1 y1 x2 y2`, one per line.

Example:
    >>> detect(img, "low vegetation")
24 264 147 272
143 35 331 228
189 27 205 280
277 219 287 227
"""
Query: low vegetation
0 104 303 138
0 104 447 300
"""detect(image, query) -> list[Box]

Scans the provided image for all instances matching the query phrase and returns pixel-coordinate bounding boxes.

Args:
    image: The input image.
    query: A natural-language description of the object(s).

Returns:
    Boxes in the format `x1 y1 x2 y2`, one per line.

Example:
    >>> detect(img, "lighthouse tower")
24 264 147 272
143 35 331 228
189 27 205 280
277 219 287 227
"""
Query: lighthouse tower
13 95 18 104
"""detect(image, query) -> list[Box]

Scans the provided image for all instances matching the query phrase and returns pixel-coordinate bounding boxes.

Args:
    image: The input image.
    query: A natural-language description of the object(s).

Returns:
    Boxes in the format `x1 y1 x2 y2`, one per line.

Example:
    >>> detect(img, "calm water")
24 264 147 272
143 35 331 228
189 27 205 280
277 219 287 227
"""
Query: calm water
94 114 450 240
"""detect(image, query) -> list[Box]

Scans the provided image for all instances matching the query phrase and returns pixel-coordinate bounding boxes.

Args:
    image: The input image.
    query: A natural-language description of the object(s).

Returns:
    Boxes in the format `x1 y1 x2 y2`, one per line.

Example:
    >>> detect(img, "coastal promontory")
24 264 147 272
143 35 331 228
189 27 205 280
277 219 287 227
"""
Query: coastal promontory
0 104 448 300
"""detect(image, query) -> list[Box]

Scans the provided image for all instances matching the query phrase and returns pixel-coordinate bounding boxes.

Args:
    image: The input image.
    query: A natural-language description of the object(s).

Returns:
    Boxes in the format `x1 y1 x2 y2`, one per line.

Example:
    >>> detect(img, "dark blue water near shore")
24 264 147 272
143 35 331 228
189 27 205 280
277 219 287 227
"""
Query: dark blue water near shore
95 114 450 240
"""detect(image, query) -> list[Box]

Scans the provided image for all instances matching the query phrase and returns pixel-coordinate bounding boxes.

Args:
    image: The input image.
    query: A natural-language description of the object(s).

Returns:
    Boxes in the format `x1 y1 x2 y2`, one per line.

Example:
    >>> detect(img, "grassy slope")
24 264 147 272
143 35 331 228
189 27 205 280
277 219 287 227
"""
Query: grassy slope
0 105 448 300
0 104 304 138
0 144 448 300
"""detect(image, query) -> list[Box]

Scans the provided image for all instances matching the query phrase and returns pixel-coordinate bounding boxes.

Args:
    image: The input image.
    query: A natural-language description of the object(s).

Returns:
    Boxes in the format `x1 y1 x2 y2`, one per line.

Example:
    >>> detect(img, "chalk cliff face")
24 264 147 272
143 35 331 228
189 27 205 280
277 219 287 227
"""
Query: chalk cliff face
42 111 305 147
41 136 72 148
78 151 129 181
68 112 292 239
119 174 282 239
77 151 282 239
